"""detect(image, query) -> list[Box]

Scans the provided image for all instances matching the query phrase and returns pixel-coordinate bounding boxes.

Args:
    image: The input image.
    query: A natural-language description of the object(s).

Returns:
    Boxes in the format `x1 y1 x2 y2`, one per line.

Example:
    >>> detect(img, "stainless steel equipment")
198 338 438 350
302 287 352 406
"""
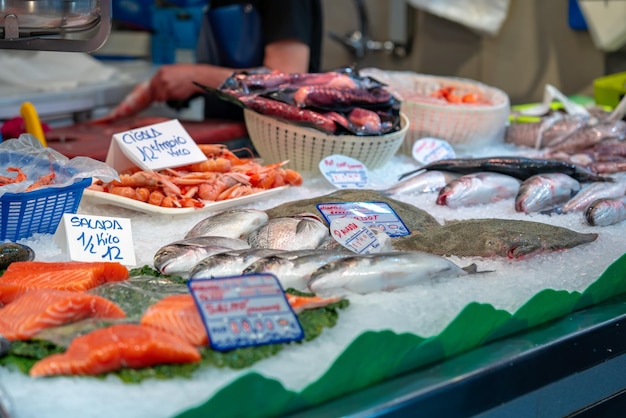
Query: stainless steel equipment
0 0 110 52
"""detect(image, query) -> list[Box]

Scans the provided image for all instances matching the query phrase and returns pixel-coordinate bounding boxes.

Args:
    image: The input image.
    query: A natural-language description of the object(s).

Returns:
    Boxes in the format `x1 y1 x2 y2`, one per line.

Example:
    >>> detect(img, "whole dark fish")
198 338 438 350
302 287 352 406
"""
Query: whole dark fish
398 156 612 183
584 195 626 226
393 218 598 259
0 242 35 270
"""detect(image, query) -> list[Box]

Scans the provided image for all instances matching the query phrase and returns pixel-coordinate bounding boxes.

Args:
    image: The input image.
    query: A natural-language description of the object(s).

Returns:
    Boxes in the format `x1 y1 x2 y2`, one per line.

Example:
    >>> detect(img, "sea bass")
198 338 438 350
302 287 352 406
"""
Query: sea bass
436 172 521 208
247 214 330 250
382 170 460 196
307 251 474 297
393 218 598 259
515 173 581 213
184 209 269 239
585 195 626 226
189 248 284 279
243 251 354 291
153 236 251 277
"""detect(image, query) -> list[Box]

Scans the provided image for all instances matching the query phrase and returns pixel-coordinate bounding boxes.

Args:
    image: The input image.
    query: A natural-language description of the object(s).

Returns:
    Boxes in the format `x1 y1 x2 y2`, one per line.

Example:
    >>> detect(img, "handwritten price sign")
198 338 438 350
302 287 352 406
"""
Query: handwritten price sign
54 214 136 265
318 154 369 189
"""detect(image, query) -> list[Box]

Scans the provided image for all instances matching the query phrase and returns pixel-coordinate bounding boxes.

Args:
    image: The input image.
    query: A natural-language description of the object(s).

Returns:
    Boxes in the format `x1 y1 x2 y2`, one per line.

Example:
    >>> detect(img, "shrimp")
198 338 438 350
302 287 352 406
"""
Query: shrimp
0 167 27 185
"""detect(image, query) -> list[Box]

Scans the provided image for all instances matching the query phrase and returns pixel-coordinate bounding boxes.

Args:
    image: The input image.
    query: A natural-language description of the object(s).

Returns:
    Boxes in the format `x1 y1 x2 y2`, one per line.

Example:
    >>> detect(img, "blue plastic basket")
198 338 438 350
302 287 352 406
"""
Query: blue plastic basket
0 177 91 241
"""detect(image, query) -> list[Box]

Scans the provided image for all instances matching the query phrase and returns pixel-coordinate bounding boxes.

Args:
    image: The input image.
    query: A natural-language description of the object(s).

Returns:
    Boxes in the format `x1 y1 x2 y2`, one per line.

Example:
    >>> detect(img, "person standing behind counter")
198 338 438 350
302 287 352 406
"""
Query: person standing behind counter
108 0 323 122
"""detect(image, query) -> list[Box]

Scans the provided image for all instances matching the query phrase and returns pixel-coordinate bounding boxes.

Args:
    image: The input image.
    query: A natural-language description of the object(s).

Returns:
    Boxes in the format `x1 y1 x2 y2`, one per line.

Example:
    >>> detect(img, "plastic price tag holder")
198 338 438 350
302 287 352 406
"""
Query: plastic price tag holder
329 217 384 254
319 154 369 189
105 119 208 173
54 213 136 266
188 273 304 352
316 201 410 237
411 137 456 165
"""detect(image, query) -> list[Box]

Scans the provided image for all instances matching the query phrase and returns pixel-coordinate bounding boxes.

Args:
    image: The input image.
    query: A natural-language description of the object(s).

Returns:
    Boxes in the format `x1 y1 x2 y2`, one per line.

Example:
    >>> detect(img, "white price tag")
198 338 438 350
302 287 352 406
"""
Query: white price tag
54 213 136 266
319 154 369 189
105 119 207 173
411 137 456 165
329 217 384 254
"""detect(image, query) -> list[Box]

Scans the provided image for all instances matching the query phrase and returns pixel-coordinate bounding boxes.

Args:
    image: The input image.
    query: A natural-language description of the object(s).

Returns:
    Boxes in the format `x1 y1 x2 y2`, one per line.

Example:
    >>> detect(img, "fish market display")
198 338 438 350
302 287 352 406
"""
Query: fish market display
515 173 581 213
382 170 460 196
0 289 126 340
394 219 598 259
307 251 476 297
553 174 626 214
28 323 202 377
584 195 626 226
0 261 129 304
247 214 330 250
436 172 521 208
185 209 269 239
189 248 284 279
197 67 402 136
398 156 612 182
153 236 251 277
89 144 303 209
0 242 35 270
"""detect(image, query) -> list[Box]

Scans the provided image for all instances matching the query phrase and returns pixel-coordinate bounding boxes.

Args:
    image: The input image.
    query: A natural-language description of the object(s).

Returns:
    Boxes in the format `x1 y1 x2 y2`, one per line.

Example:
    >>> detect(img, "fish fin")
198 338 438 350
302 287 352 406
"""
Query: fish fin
462 263 494 275
398 168 425 181
296 218 324 234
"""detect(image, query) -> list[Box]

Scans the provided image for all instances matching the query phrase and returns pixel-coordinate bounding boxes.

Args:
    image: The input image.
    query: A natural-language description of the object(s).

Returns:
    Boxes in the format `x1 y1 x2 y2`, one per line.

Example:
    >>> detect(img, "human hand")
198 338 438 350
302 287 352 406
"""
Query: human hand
148 64 204 103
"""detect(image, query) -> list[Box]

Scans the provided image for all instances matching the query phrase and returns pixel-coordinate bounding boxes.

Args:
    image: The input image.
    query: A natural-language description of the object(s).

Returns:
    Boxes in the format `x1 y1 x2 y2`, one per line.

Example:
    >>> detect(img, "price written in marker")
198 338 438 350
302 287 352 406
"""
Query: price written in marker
319 154 369 189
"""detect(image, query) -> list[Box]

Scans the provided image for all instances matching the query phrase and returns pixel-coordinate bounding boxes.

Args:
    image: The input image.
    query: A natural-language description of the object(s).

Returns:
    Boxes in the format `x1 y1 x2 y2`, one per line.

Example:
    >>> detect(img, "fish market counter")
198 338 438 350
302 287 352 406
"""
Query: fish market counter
1 151 626 418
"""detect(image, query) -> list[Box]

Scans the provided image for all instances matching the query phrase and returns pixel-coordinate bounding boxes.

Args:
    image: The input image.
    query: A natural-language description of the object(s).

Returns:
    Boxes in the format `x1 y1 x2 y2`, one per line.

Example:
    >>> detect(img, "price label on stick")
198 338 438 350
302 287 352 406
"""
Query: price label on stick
105 119 208 173
316 201 410 237
54 213 136 265
188 274 304 352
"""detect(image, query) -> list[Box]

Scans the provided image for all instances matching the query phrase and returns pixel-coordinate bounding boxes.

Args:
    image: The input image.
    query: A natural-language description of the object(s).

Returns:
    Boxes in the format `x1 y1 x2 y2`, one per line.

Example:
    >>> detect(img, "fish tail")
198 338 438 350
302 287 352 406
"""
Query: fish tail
398 168 425 181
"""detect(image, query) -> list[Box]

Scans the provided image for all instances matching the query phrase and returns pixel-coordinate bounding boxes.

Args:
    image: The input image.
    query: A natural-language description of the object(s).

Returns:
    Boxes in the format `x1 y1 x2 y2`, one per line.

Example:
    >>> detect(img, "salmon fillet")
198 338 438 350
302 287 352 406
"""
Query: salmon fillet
0 289 126 340
29 323 202 377
140 293 341 346
0 261 129 304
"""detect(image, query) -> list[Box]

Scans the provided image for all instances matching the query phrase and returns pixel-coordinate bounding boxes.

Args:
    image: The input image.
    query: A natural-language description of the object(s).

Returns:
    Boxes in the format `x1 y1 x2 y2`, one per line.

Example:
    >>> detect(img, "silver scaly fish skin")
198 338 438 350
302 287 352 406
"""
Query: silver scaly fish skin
184 209 269 239
307 251 473 297
436 172 521 208
247 214 330 250
189 248 284 279
557 174 626 214
515 173 581 213
153 236 251 277
585 195 626 226
382 170 460 196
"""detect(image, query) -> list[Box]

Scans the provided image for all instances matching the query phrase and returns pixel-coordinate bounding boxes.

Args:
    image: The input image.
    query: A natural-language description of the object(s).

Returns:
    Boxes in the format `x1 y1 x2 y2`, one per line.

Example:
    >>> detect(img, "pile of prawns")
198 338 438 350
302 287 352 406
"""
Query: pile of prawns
89 144 303 208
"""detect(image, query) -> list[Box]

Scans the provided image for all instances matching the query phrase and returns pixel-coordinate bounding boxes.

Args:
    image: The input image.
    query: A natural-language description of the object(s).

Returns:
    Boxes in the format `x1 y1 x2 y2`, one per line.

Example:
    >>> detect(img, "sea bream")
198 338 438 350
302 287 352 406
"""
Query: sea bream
184 209 269 239
307 251 476 297
243 251 354 291
247 213 330 250
436 172 521 208
153 236 251 277
585 195 626 226
515 173 581 213
382 170 460 196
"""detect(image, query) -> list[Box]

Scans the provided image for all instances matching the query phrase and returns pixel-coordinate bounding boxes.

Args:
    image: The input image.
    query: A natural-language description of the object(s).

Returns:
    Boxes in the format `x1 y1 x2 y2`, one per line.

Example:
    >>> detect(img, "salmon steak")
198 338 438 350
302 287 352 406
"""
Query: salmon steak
0 289 126 340
140 293 341 346
29 323 202 377
0 261 129 304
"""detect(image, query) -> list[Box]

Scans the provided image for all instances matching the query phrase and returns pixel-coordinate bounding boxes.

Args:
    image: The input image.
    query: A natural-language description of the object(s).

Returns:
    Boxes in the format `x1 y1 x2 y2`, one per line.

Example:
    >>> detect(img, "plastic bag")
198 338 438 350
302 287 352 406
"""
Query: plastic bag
407 0 511 36
0 134 119 197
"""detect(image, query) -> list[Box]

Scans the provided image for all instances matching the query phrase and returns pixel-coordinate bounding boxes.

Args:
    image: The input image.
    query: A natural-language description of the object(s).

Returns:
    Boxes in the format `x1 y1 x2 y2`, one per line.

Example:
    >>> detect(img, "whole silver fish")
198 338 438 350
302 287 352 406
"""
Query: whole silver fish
185 209 269 239
557 175 626 213
383 170 460 196
307 251 474 297
154 236 251 277
515 173 581 213
243 251 354 291
189 248 283 279
585 195 626 226
436 172 521 208
247 214 329 250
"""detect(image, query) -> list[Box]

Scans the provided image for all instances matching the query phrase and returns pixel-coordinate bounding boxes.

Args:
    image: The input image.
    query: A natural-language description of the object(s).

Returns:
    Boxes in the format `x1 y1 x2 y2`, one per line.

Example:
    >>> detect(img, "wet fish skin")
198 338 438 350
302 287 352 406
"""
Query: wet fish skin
585 195 626 226
244 251 354 291
399 156 612 183
383 170 460 196
247 214 330 250
393 218 598 259
557 175 626 213
189 248 283 279
515 173 581 213
184 209 269 239
307 251 471 296
0 242 35 270
153 236 251 277
436 172 521 208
